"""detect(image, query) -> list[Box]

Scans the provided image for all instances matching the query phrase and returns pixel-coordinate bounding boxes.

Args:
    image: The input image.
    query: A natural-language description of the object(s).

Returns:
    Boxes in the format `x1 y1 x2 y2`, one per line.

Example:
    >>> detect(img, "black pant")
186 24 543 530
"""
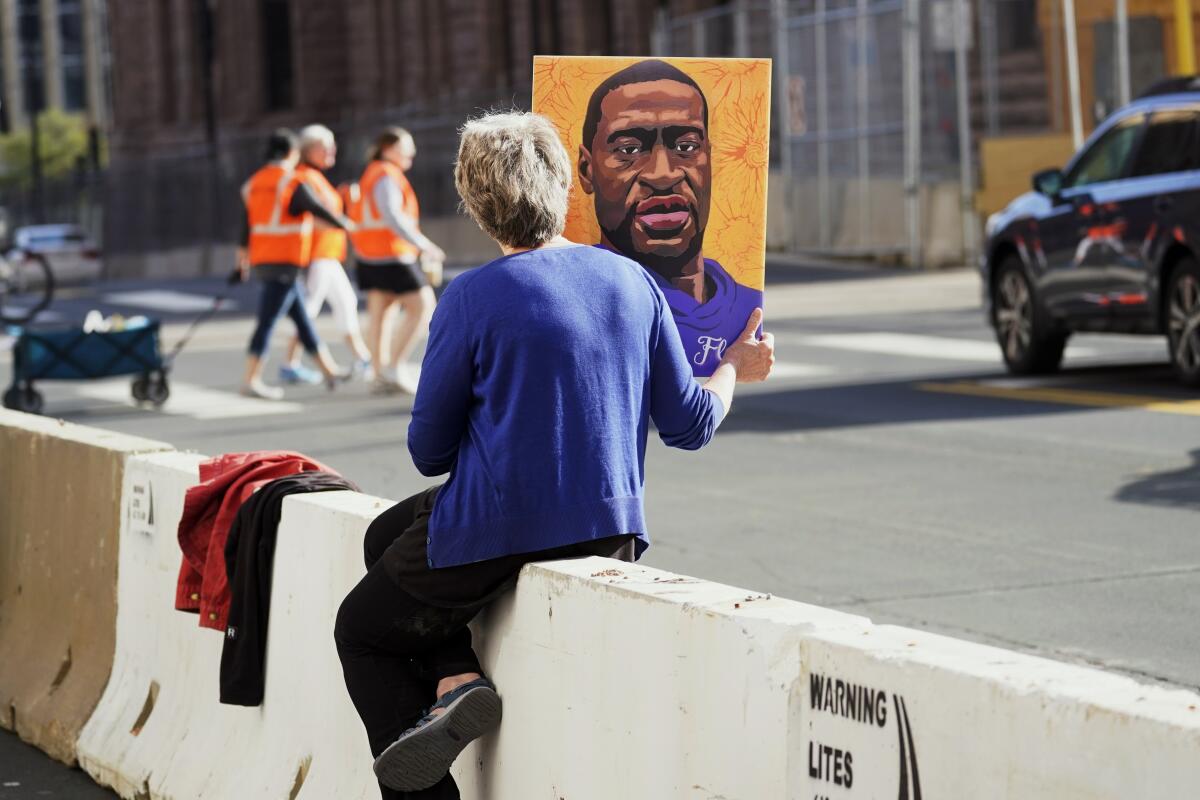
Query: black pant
334 494 483 800
248 276 321 357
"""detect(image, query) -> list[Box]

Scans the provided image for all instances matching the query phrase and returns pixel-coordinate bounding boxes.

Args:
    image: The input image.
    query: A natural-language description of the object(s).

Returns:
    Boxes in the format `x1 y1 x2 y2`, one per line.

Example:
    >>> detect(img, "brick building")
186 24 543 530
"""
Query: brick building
107 0 723 156
101 0 727 273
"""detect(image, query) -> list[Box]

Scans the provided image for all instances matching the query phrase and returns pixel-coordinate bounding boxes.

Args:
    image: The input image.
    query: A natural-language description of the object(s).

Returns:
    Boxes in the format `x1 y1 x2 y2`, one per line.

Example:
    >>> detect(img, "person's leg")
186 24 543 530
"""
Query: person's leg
336 561 488 797
286 282 344 383
284 260 335 372
243 279 292 397
335 564 473 799
325 262 373 364
388 286 436 390
366 289 396 380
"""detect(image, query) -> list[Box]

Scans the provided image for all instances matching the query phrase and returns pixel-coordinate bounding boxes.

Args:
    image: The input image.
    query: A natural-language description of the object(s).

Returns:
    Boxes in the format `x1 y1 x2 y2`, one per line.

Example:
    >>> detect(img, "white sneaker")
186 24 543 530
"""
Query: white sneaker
241 380 285 401
393 365 419 395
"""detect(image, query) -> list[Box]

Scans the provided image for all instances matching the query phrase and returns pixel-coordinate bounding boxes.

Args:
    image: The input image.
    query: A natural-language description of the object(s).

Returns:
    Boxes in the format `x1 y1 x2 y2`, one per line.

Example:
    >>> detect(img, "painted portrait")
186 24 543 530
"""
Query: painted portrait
533 55 772 376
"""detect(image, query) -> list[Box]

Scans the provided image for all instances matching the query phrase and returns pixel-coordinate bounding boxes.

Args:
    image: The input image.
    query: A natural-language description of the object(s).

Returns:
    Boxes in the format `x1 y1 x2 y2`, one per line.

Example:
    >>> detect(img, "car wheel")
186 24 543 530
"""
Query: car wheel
992 258 1066 374
1166 257 1200 387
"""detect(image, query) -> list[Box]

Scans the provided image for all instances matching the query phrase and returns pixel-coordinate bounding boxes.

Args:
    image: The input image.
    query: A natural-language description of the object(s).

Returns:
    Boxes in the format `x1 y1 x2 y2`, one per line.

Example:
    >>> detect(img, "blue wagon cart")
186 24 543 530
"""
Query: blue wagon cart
4 320 171 414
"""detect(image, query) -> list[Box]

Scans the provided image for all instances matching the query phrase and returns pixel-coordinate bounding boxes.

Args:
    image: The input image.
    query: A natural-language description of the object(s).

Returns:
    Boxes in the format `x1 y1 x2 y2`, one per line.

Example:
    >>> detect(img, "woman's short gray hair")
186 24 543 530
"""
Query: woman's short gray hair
454 112 572 249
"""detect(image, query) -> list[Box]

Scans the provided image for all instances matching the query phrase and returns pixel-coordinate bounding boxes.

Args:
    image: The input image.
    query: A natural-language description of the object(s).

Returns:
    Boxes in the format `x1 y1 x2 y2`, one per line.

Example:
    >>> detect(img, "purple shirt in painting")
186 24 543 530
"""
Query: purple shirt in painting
645 258 763 377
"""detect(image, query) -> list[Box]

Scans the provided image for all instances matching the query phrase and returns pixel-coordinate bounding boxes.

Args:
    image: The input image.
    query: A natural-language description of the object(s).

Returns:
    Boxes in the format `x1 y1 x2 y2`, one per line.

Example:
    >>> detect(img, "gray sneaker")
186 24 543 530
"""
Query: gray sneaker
373 678 502 792
240 380 285 401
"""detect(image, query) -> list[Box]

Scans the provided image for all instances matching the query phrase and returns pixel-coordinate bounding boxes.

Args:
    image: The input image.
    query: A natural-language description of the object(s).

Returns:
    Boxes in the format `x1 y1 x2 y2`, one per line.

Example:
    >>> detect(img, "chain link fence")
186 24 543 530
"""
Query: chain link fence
98 92 515 271
2 1 1179 272
655 0 1173 266
0 89 517 276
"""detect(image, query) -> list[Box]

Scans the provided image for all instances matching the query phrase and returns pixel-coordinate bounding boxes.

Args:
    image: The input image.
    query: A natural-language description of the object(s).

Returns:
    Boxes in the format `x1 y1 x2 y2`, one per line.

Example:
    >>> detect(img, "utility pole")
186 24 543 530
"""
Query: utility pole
953 0 975 264
1062 0 1083 148
1115 0 1131 106
197 0 220 275
26 70 44 224
902 0 921 268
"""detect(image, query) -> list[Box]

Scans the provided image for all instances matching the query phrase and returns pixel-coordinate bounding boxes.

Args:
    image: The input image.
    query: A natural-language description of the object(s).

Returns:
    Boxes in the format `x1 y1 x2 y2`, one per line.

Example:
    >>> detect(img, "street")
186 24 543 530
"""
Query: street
2 256 1197 794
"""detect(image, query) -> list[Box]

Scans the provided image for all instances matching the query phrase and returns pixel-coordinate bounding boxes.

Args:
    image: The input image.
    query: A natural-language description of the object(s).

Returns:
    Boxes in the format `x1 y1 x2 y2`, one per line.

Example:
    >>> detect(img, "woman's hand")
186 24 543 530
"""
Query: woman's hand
721 308 775 383
424 243 447 263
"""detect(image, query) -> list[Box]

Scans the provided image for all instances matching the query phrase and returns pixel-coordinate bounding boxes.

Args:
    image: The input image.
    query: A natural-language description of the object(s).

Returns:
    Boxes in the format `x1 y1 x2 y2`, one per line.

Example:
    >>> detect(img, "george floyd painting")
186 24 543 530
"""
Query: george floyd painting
533 55 771 377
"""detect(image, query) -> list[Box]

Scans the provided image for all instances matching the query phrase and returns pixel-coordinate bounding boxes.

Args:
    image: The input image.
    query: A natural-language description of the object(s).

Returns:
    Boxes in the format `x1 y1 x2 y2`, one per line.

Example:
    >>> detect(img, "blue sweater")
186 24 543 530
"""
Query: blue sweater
408 244 723 567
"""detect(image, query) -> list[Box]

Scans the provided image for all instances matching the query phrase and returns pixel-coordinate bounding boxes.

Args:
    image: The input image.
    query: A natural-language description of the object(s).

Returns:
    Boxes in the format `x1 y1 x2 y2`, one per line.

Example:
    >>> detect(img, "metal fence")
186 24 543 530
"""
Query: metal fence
34 89 520 272
657 0 968 263
654 0 1166 266
4 1 1178 270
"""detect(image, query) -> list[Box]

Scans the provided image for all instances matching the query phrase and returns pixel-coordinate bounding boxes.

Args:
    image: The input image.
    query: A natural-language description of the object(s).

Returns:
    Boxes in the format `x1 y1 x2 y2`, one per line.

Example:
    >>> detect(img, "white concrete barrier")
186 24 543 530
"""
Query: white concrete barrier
46 430 1200 798
455 559 1200 799
76 451 385 799
0 410 170 764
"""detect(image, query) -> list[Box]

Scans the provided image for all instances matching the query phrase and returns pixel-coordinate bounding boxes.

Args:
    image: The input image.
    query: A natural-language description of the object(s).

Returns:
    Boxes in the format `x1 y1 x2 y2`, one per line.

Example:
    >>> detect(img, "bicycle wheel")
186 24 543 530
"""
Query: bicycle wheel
0 251 54 325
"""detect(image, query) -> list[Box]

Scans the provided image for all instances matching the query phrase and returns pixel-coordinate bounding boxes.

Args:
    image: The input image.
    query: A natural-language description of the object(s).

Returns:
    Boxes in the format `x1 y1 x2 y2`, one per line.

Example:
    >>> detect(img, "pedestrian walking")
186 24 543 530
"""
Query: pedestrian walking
239 129 353 400
279 124 373 385
349 127 445 395
334 111 775 799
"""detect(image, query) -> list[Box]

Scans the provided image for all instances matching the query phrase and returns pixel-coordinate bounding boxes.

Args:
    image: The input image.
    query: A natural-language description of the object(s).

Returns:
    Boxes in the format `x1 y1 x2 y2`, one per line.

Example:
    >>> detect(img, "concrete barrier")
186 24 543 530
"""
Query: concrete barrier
77 451 385 799
461 559 1200 798
8 416 1200 797
0 410 170 764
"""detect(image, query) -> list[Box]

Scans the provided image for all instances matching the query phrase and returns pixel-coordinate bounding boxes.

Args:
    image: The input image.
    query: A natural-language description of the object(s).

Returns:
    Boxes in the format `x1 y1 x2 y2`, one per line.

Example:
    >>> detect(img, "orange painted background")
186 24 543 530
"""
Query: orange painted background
532 55 772 291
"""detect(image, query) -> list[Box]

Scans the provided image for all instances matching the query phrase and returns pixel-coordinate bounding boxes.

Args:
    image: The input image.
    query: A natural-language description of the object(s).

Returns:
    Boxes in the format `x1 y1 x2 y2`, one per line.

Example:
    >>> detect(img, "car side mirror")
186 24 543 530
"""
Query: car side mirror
1033 168 1064 199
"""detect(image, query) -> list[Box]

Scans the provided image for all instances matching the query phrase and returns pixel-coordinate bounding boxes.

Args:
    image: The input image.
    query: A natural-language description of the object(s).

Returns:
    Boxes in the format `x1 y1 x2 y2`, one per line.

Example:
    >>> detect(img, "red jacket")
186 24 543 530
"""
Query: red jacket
176 451 334 631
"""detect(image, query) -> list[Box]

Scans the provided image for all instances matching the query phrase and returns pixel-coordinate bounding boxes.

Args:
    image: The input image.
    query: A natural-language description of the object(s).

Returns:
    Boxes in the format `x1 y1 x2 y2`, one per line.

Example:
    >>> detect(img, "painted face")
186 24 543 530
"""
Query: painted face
581 79 711 264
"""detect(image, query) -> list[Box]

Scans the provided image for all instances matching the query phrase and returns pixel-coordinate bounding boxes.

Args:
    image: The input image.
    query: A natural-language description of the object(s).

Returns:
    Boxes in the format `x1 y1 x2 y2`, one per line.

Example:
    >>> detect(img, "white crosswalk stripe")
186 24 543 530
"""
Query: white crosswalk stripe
769 361 836 379
73 379 302 419
800 332 1096 362
103 289 233 313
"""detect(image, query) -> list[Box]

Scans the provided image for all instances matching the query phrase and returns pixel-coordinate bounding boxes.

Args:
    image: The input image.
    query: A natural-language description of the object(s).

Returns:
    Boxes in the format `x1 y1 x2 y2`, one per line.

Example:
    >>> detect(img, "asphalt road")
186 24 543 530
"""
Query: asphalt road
2 256 1197 793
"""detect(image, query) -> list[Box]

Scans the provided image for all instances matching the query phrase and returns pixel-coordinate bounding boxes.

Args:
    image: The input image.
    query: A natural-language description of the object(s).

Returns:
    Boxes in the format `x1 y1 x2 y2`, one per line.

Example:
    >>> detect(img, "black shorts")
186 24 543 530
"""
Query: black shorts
355 260 426 294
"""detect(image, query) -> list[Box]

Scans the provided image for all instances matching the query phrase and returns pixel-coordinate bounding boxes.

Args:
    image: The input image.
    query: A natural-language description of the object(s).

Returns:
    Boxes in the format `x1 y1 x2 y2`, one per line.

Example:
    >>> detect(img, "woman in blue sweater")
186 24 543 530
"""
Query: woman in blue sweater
334 111 774 799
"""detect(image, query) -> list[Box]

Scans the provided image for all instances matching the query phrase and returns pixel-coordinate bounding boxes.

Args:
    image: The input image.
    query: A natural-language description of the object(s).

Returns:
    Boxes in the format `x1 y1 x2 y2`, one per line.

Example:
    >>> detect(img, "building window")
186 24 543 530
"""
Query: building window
261 0 294 111
59 0 86 111
18 0 43 113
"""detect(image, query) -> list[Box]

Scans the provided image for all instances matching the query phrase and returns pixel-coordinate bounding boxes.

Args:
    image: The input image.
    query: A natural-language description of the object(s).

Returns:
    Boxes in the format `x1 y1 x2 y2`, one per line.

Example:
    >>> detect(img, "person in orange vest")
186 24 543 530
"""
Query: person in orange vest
280 125 373 385
349 127 445 395
237 129 354 400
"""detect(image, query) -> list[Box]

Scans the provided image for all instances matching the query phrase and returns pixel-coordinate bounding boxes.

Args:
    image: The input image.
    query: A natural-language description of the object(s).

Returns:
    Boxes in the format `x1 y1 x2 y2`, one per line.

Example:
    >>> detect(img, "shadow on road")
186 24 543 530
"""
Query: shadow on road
764 258 914 286
1115 449 1200 512
721 362 1185 434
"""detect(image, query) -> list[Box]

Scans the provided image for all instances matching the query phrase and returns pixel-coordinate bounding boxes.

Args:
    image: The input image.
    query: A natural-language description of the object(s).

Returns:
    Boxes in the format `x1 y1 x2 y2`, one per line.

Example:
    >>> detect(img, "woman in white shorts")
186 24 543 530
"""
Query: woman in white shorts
281 125 373 384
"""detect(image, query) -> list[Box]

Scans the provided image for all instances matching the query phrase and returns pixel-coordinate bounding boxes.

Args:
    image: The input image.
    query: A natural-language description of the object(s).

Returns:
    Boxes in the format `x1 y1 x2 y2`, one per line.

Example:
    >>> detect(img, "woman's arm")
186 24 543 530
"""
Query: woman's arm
373 178 440 256
407 284 473 475
289 181 352 230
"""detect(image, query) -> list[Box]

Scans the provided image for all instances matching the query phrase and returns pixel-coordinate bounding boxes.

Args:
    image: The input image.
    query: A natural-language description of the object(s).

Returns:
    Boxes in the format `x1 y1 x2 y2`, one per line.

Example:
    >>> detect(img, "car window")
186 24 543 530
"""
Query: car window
1129 109 1200 177
25 231 85 247
1063 115 1143 189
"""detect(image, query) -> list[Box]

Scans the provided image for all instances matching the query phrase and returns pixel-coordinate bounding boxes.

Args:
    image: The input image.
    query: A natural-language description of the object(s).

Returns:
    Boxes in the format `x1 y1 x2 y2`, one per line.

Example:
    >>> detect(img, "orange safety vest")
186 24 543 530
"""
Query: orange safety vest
350 160 421 262
296 162 347 262
241 163 313 267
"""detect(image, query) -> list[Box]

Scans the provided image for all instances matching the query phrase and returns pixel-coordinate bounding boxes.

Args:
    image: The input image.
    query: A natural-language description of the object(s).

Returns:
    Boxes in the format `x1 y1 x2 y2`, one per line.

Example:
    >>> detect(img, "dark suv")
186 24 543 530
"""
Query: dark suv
981 77 1200 385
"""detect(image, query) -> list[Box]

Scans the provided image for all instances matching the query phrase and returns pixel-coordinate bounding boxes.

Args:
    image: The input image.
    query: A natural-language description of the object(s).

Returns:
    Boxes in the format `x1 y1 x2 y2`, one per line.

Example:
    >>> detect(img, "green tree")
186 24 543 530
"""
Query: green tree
0 110 91 187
